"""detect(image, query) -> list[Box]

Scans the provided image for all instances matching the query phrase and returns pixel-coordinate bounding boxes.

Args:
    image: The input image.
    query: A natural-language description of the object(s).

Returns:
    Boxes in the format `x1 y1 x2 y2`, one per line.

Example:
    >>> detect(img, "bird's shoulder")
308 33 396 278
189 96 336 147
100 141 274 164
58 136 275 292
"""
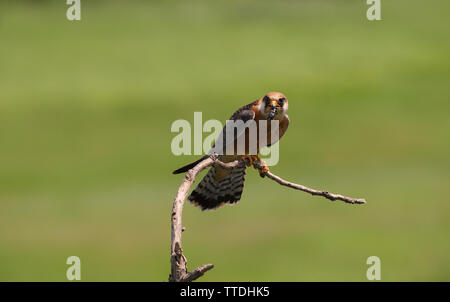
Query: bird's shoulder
229 100 259 122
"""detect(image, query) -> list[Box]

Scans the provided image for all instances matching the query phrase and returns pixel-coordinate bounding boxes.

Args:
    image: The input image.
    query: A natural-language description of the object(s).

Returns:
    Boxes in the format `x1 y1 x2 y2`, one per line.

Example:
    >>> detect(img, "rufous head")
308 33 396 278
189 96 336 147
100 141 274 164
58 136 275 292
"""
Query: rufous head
259 92 288 120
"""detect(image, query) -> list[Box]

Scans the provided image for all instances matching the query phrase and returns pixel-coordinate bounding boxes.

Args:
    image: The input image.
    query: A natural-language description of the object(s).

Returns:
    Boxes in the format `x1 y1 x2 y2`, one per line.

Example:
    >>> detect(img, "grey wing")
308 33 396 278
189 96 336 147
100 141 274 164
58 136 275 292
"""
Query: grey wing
208 102 256 155
229 103 255 122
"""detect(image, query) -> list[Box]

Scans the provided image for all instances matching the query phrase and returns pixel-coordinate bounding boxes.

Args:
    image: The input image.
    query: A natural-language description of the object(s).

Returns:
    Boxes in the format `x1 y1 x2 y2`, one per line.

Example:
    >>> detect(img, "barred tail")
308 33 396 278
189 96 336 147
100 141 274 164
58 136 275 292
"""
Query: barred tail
188 162 247 210
172 156 208 174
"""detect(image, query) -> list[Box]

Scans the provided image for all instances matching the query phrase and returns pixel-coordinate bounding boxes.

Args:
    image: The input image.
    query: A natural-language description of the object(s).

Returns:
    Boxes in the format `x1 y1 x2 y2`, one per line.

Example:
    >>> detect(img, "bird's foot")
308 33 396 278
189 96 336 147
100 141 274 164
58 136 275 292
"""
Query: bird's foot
241 155 251 166
241 155 269 177
259 165 269 178
241 155 259 167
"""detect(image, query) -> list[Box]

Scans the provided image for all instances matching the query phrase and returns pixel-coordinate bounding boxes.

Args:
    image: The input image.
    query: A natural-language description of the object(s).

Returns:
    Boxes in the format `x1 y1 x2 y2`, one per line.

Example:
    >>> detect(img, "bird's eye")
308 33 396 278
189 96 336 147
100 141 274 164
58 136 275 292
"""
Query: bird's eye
278 98 285 107
263 95 270 105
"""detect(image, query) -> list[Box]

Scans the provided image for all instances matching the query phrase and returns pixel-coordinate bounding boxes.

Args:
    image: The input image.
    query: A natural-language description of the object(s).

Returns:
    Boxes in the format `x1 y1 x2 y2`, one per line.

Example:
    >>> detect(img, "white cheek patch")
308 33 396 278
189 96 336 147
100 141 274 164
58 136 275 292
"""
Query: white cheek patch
259 102 266 114
276 103 288 119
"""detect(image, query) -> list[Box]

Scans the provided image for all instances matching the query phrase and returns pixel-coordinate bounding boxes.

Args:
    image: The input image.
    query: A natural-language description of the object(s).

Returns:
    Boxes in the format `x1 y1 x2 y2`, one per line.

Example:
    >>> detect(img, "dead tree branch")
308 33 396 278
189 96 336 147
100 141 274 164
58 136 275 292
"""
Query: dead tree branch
169 155 240 282
252 161 366 204
169 154 366 282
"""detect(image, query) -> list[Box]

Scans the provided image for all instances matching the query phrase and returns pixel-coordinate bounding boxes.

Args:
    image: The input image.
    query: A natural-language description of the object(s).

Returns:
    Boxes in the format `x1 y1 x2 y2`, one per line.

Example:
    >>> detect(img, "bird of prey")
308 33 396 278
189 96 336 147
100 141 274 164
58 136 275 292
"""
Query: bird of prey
173 92 290 210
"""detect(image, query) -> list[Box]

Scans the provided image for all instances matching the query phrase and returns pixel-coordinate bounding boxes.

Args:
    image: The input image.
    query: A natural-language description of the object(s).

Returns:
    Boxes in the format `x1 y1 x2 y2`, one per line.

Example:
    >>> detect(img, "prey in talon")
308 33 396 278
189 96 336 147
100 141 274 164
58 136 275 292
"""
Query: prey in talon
173 92 290 210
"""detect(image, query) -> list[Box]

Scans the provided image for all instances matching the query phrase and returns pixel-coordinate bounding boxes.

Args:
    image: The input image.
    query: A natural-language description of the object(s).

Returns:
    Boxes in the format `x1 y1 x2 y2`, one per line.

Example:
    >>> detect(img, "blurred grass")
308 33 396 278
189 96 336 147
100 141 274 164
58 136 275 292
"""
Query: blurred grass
0 0 449 281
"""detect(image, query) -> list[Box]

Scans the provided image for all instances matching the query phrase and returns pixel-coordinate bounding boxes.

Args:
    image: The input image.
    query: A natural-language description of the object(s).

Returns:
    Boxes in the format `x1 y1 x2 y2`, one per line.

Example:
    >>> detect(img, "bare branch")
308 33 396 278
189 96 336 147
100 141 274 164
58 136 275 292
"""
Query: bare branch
169 155 242 282
252 161 366 204
183 264 214 282
169 154 366 282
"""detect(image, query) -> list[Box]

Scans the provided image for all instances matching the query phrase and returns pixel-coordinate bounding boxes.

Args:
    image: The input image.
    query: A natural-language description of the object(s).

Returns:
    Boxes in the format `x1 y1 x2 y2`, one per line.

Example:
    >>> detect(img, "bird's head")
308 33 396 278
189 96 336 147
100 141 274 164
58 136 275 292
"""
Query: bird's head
259 92 288 120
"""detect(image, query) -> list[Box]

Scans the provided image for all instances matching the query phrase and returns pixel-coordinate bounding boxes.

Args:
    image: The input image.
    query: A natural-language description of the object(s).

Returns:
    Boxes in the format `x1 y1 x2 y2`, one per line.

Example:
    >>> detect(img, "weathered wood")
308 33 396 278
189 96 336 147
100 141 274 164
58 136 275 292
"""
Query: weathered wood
169 155 366 282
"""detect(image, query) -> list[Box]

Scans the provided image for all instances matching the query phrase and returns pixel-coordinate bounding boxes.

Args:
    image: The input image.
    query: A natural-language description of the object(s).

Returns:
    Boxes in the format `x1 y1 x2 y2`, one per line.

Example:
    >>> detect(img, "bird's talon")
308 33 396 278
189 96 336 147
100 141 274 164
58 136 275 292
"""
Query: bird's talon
259 166 269 177
241 155 252 167
249 155 261 167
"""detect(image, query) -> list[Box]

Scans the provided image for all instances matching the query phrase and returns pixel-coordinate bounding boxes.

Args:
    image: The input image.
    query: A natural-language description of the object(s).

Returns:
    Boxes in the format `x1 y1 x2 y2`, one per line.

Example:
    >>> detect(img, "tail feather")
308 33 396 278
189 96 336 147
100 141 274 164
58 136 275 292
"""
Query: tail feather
188 162 247 210
172 156 208 174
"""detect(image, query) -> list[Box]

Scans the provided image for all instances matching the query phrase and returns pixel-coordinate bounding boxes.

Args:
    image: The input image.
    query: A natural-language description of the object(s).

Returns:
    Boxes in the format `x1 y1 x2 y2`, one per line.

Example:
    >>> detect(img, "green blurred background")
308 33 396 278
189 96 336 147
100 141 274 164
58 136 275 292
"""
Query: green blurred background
1 0 449 281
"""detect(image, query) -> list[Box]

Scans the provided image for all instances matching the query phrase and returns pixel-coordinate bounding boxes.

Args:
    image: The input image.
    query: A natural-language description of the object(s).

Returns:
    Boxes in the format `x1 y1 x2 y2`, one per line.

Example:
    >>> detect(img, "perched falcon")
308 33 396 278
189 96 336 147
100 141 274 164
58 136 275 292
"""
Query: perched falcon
173 92 290 210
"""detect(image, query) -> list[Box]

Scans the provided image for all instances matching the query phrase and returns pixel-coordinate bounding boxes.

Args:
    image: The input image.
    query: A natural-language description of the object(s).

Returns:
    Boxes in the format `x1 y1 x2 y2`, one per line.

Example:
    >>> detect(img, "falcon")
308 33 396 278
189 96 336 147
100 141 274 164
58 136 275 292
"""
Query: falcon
173 92 290 210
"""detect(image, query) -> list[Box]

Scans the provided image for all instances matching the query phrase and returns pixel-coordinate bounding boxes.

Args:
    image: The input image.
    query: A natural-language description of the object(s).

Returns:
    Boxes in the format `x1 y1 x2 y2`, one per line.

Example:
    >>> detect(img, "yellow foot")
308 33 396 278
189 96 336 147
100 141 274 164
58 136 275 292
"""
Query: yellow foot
259 163 269 177
259 165 269 178
241 155 268 177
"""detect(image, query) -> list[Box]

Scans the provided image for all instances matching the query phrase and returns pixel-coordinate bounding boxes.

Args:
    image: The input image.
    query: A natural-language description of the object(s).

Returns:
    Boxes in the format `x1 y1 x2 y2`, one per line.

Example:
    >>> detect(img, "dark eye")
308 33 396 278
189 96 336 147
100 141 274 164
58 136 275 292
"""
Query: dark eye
263 95 270 105
278 98 285 106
